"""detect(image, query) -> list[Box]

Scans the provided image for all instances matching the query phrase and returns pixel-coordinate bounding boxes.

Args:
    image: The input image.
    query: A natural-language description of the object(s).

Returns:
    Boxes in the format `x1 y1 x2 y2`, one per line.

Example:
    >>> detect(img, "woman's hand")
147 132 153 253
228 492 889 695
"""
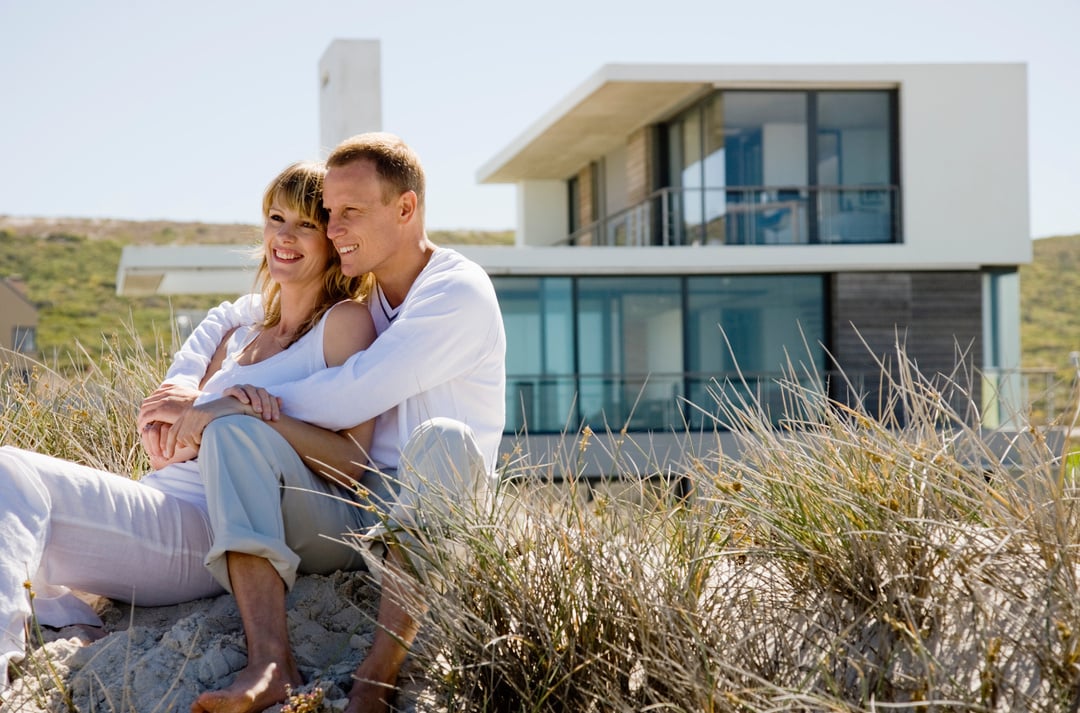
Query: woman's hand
141 421 198 470
165 395 263 453
221 384 282 421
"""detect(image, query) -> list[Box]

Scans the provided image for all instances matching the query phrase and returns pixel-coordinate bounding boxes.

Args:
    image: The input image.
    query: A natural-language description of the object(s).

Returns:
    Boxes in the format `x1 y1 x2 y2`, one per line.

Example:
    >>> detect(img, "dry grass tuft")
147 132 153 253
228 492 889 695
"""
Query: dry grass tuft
398 346 1079 712
4 334 1079 712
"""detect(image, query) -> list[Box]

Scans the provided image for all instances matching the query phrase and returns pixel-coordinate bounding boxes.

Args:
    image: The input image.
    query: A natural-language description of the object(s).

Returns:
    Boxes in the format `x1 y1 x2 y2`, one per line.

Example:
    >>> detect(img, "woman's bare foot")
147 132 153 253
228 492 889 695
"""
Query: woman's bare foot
189 660 301 713
344 678 394 713
39 623 108 646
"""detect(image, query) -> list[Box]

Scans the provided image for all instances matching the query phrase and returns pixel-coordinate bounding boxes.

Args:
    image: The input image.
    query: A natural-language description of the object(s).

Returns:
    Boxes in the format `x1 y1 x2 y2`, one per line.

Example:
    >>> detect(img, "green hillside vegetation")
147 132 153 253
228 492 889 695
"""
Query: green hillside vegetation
0 225 243 365
1020 233 1080 377
0 216 512 369
1 215 1075 380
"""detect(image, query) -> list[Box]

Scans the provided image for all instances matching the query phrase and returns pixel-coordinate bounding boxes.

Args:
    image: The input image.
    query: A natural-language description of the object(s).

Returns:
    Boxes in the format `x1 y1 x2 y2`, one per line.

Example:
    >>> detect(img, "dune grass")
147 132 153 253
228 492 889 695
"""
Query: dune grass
3 334 1079 712
0 324 171 475
396 349 1079 712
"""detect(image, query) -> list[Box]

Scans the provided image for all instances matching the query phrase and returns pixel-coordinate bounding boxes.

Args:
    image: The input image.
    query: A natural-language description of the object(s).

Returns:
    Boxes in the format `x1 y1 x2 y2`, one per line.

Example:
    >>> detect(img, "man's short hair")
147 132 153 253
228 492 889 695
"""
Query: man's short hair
327 132 426 210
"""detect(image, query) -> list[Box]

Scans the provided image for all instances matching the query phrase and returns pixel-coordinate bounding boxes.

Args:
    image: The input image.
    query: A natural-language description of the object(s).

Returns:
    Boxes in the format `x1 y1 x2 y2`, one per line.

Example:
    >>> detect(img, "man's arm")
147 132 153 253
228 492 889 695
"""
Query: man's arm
257 266 502 431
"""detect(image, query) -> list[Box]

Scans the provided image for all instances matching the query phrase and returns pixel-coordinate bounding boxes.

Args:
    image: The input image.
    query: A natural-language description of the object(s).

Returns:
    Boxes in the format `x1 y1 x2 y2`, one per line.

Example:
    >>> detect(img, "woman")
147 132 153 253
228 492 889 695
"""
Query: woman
0 161 376 690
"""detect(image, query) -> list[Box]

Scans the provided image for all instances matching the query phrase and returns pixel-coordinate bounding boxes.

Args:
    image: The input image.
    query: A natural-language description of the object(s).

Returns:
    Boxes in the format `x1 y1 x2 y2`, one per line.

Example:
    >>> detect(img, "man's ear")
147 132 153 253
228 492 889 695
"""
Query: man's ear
397 191 418 223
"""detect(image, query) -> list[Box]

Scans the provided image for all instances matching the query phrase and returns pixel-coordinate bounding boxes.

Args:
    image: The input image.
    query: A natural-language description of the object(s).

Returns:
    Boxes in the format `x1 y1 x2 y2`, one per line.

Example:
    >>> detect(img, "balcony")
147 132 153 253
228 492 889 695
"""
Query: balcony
566 185 900 247
505 367 1064 436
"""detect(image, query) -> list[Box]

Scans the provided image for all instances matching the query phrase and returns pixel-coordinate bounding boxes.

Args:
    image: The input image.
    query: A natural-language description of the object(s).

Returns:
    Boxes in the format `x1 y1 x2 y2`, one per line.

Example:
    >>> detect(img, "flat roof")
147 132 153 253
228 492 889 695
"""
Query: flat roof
116 245 257 296
476 62 1010 184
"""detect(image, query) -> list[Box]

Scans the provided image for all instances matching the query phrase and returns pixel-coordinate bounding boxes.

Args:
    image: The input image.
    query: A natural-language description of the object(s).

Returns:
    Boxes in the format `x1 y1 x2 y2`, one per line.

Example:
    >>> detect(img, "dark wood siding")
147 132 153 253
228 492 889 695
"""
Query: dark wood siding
829 271 983 421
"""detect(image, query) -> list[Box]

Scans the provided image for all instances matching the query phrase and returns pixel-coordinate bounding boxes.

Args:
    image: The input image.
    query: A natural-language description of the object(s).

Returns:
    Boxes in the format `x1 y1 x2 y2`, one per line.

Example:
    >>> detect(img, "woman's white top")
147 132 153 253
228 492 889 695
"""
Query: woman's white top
140 303 340 508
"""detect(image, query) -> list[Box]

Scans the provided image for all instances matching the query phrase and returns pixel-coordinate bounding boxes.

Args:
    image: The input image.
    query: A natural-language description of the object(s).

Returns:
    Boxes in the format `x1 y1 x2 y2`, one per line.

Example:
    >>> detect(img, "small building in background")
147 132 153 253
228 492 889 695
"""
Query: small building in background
1 277 39 378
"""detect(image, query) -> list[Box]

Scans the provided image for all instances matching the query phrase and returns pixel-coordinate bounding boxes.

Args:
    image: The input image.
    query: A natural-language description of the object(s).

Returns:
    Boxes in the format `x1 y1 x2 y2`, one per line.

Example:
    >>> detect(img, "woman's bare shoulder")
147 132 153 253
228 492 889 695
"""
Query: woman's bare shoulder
323 300 376 366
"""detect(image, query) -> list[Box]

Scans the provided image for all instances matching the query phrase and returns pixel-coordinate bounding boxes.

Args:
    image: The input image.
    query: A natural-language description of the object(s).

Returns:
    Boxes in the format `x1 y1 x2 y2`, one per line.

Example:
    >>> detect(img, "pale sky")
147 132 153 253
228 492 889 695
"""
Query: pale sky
1 0 1077 237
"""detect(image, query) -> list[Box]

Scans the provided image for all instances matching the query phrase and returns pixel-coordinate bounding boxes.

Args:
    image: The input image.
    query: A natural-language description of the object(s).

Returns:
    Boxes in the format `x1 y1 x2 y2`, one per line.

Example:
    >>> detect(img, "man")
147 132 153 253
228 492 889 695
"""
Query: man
141 132 506 713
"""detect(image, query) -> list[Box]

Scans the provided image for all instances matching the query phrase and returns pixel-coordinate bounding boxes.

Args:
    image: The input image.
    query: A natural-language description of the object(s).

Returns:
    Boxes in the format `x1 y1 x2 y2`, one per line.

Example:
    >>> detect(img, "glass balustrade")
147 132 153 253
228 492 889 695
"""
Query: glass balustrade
566 185 899 246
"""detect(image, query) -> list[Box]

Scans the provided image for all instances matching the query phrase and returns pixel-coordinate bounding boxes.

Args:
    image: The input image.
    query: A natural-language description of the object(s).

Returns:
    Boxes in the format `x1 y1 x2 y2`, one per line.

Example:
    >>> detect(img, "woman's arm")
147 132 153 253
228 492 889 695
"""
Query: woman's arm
161 295 261 388
263 301 377 486
138 296 259 430
174 301 378 485
140 324 239 468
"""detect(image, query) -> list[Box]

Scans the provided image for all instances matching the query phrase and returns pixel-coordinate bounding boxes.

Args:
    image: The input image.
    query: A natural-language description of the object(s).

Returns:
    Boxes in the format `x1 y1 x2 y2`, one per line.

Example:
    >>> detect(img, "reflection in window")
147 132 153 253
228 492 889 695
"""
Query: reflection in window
664 89 897 245
494 275 827 433
493 277 575 434
12 326 36 354
685 275 825 428
577 277 683 430
816 92 894 243
702 94 727 244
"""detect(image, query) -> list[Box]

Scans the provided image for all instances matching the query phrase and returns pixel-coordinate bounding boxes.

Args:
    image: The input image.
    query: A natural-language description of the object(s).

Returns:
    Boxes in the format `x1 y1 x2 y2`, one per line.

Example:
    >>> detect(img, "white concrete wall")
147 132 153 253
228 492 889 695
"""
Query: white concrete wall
458 243 1002 276
898 63 1030 266
516 180 568 246
318 39 382 154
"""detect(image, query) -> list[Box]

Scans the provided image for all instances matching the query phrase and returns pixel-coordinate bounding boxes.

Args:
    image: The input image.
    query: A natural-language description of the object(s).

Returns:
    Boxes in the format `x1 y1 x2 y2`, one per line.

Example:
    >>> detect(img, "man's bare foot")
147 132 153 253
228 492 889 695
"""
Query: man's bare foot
344 678 394 713
190 661 301 713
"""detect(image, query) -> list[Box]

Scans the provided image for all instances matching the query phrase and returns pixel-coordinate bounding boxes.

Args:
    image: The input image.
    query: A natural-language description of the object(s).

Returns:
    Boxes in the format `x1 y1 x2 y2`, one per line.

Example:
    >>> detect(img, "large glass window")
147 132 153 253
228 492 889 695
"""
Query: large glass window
685 275 826 427
577 277 683 431
494 275 827 433
567 176 580 237
668 110 705 244
493 277 575 434
816 92 895 243
981 268 1021 428
702 94 727 244
664 89 897 245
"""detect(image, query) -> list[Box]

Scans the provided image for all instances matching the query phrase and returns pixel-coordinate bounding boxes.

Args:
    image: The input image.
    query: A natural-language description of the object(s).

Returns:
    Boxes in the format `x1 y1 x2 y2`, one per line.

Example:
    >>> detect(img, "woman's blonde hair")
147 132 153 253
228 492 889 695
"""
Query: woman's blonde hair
253 161 375 346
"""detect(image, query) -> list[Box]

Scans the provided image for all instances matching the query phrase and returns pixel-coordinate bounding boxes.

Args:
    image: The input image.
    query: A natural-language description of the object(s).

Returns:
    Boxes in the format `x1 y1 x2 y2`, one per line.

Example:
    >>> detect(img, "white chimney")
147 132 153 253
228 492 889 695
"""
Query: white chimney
318 39 382 155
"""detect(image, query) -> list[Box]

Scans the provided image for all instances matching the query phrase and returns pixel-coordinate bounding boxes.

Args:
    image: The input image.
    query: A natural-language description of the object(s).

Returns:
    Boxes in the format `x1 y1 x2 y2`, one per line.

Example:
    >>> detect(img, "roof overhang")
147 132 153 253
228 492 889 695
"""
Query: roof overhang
117 245 257 296
477 62 910 184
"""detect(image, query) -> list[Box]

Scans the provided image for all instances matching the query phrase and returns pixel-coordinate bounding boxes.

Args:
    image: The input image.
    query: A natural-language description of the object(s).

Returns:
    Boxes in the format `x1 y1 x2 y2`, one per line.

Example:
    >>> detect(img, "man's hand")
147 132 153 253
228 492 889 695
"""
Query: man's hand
138 383 201 431
222 384 282 421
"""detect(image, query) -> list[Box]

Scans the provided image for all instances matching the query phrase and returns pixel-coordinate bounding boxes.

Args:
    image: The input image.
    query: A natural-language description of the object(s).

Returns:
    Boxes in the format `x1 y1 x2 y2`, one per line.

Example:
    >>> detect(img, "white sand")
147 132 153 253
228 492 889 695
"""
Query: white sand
3 571 433 712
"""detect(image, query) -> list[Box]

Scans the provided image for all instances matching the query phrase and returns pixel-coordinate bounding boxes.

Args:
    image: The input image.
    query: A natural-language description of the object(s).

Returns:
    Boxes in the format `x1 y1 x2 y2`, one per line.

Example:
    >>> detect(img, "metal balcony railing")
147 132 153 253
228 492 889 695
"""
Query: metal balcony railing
565 185 901 247
504 367 1066 435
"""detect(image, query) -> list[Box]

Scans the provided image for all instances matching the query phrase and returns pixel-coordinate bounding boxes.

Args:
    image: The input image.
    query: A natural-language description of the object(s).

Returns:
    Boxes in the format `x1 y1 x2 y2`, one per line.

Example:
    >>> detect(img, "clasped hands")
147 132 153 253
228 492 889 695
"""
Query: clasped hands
137 383 283 470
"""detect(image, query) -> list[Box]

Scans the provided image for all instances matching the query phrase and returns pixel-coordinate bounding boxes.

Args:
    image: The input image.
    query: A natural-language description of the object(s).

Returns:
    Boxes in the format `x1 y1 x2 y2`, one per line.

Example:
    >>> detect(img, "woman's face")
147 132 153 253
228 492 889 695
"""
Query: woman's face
262 197 331 290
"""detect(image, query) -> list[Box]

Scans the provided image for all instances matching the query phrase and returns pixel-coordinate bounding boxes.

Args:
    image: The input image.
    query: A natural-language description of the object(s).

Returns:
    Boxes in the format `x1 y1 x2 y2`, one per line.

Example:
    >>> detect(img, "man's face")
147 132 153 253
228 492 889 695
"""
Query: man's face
323 160 402 279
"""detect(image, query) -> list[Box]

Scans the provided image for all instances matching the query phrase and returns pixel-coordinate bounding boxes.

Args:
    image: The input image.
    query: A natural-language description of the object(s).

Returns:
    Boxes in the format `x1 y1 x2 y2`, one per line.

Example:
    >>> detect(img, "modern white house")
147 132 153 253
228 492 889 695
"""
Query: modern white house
469 62 1029 442
116 51 1032 474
